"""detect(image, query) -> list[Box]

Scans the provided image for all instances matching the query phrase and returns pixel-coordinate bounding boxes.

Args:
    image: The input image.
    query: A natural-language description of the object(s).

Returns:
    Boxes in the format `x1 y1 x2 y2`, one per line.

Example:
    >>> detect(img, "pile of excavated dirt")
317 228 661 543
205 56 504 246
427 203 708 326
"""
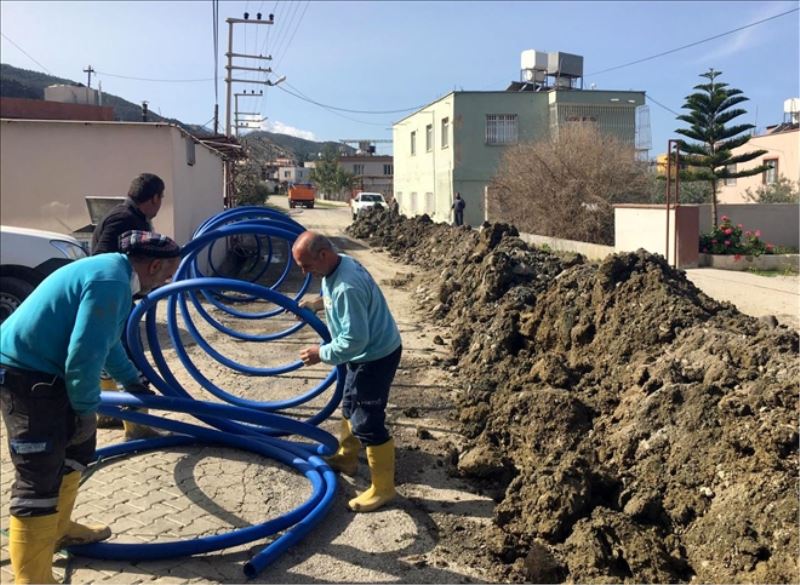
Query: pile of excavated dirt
348 208 799 584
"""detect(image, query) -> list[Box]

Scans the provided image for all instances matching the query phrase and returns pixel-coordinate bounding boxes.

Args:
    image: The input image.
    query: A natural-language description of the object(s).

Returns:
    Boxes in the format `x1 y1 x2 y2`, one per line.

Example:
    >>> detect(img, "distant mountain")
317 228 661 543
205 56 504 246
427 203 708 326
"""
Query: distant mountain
241 130 355 163
0 63 356 164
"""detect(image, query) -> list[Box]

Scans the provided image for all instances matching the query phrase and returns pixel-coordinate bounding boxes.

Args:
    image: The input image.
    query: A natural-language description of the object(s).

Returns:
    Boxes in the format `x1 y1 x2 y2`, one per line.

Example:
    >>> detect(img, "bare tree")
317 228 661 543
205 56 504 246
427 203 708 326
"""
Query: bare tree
488 124 651 245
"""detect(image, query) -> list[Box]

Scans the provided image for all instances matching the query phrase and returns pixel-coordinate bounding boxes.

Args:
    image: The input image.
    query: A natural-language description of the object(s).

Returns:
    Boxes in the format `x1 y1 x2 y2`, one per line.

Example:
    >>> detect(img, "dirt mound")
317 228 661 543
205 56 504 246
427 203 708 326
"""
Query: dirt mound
348 209 799 583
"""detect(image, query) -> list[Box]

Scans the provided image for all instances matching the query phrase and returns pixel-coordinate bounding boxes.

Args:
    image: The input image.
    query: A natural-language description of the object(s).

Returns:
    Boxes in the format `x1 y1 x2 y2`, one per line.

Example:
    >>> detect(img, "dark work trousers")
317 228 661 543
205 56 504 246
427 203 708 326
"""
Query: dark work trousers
454 211 464 226
0 366 95 517
341 345 402 446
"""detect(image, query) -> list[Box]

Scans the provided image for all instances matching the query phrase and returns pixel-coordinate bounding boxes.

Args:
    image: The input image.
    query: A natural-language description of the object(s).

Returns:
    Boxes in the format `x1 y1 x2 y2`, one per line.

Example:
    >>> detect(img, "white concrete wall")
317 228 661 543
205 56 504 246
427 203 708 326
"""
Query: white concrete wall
168 131 224 245
615 205 677 260
519 232 614 260
0 120 223 245
697 203 799 249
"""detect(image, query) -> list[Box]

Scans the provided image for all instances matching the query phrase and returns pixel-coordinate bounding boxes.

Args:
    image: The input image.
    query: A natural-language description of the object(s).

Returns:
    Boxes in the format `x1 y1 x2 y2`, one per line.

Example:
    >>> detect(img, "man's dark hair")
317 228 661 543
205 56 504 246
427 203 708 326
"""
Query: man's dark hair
128 173 165 204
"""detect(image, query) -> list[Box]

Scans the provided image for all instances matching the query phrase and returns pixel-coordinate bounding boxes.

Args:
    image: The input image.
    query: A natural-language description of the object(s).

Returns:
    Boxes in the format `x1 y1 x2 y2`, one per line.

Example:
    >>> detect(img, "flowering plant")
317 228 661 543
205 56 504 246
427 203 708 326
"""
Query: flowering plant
699 215 773 257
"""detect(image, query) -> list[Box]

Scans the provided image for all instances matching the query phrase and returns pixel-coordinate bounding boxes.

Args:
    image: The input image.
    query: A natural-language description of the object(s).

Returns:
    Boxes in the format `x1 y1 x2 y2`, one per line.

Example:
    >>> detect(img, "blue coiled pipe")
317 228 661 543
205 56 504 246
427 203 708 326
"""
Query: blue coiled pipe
70 210 345 579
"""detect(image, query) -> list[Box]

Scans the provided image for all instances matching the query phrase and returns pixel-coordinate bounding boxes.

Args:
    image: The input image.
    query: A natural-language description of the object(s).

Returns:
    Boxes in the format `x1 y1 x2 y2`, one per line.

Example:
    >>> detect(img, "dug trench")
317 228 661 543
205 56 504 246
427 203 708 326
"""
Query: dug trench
347 207 799 584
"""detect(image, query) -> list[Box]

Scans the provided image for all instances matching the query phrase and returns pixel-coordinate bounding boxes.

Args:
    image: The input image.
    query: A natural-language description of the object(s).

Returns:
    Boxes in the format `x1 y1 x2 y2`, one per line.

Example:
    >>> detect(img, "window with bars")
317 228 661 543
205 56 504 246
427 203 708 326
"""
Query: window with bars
441 117 449 148
426 124 433 151
763 158 778 185
353 164 364 175
411 131 416 155
485 114 518 145
383 164 393 175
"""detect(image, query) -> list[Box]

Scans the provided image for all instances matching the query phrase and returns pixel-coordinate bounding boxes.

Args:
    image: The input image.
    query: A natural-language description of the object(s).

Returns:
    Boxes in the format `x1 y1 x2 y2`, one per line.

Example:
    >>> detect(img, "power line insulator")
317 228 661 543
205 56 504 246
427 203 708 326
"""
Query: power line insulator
269 13 274 21
257 12 262 20
243 12 249 19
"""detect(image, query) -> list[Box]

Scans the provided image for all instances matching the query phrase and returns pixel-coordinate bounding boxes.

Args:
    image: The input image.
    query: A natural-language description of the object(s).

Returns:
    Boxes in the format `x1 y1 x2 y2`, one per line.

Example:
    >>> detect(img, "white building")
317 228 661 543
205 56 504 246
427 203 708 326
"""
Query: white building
0 119 226 245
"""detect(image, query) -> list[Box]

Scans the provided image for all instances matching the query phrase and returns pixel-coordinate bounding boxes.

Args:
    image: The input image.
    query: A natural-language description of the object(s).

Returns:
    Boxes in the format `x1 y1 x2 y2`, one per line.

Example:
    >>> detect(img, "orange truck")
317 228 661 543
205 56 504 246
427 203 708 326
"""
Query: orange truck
288 183 316 209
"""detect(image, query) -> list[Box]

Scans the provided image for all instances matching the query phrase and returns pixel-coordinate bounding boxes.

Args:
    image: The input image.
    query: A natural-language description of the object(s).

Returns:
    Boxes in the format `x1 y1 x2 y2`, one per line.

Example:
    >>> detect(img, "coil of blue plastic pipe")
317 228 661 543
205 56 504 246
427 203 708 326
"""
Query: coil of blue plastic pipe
69 208 345 579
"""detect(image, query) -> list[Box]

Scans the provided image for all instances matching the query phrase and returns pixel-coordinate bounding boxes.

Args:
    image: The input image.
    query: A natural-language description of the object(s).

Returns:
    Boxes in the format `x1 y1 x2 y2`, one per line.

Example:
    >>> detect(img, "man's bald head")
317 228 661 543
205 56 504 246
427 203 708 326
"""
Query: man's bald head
294 231 333 256
292 231 339 277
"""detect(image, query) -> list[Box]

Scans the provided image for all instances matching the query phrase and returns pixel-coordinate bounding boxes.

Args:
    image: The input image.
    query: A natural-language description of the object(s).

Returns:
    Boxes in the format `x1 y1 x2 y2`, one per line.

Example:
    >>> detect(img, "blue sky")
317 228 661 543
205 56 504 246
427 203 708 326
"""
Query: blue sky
1 1 798 156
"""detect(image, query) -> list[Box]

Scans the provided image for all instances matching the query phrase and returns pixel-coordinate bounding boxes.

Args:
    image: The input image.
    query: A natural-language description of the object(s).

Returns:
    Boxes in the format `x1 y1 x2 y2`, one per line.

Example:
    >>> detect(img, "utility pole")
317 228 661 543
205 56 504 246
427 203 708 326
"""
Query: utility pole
224 12 275 138
83 65 96 105
223 11 287 209
83 65 95 88
234 90 263 137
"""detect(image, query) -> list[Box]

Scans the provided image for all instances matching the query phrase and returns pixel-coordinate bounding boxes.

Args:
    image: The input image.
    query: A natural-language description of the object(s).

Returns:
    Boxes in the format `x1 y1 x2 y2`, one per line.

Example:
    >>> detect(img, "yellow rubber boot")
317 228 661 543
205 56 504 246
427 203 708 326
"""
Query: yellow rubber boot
55 471 111 549
123 409 163 441
9 513 59 584
325 419 361 476
348 438 397 512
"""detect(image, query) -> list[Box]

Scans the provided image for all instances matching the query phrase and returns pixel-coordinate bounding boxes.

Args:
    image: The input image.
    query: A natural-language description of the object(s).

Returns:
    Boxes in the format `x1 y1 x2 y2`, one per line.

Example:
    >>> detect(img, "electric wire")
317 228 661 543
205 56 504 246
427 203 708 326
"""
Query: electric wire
586 7 799 77
95 70 214 83
213 0 219 103
647 94 681 117
276 82 427 115
273 0 310 71
276 84 397 127
0 32 53 74
271 1 300 68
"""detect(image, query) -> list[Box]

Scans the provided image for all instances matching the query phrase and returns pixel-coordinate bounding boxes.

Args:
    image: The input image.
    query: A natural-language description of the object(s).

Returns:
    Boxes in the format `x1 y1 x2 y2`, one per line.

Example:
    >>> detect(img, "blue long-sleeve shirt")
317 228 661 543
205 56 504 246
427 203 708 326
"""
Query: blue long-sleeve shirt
0 253 141 414
319 255 401 365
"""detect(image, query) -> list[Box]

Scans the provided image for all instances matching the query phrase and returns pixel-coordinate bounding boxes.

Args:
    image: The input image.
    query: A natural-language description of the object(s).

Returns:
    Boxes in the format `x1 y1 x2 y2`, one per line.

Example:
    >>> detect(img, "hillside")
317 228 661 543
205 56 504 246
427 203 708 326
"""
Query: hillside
1 63 356 164
0 63 210 135
241 130 354 163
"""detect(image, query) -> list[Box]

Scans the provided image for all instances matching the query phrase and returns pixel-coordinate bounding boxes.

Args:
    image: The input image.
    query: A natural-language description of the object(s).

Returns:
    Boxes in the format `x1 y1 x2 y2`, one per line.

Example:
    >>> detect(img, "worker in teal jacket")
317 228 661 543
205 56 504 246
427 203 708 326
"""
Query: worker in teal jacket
293 231 402 513
0 230 180 584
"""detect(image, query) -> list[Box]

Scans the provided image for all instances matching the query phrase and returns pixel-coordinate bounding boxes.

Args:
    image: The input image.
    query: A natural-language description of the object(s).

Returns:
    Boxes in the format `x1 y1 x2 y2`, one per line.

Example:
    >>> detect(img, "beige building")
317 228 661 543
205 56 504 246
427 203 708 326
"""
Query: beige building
277 165 311 184
0 119 225 245
718 123 799 203
305 155 394 201
339 155 393 200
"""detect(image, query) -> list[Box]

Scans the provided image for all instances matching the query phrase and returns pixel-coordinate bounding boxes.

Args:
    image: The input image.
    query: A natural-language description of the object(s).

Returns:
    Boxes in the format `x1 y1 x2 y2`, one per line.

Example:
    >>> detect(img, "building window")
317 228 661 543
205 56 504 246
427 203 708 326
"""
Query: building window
485 114 518 145
411 131 416 155
763 158 778 185
724 164 737 186
284 171 290 178
441 117 449 148
353 164 364 175
383 164 393 175
425 124 433 151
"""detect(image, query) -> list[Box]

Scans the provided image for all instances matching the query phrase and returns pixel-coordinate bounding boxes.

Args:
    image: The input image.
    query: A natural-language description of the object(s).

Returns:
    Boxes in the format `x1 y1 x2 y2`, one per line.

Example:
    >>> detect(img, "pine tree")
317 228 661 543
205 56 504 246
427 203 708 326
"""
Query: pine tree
675 68 768 227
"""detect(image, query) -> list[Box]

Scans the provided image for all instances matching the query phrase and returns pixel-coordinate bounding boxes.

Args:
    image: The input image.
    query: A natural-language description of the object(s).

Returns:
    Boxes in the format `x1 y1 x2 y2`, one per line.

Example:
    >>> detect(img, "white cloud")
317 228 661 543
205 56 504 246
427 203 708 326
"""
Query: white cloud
696 27 758 64
261 120 317 141
693 1 785 64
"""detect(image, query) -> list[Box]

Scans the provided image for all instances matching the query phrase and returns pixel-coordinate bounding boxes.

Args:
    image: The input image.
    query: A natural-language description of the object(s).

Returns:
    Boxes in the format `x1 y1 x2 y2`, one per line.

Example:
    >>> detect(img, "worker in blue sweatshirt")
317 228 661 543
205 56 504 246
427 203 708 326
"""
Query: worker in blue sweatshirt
0 230 180 584
293 230 402 513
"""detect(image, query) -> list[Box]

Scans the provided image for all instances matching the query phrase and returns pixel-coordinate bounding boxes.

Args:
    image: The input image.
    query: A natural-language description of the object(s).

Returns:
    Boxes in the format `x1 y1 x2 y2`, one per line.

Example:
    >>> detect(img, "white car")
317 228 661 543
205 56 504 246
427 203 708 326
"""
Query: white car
0 225 87 323
351 192 388 220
